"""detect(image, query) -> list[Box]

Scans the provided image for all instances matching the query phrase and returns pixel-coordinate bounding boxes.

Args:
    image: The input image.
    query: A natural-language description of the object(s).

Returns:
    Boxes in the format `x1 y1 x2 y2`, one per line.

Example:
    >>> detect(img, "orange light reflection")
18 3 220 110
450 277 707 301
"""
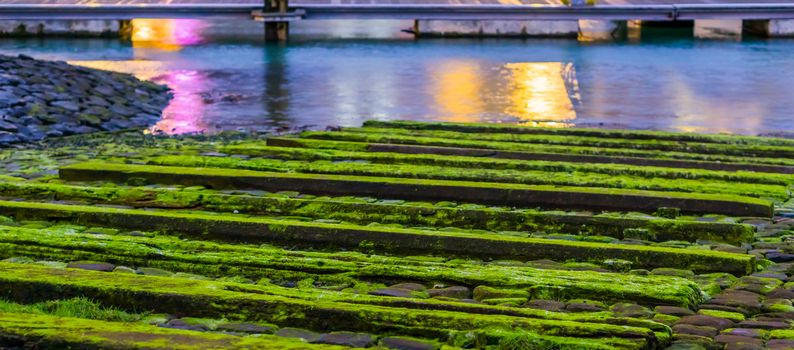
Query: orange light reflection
430 61 484 122
504 62 577 127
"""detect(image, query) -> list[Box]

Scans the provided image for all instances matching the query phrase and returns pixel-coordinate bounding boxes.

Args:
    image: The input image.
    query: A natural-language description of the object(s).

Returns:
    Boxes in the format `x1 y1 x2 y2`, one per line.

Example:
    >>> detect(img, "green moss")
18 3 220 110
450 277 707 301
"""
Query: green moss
0 200 756 276
59 162 775 217
301 129 794 169
448 327 648 350
0 222 704 307
145 154 790 200
696 309 744 322
0 262 667 347
0 181 755 244
361 120 794 148
349 126 794 159
0 312 348 349
770 329 794 340
0 297 142 322
232 139 794 187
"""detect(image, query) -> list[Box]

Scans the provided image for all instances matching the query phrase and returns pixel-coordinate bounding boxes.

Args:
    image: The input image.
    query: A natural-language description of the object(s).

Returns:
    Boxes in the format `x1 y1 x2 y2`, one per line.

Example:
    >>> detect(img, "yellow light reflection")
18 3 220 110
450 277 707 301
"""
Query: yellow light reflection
430 61 484 122
504 62 577 126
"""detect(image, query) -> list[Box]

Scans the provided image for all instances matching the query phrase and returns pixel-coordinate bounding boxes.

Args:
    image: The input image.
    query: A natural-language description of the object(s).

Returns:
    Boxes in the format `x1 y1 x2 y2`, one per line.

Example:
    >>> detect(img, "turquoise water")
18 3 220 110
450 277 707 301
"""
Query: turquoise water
1 19 793 135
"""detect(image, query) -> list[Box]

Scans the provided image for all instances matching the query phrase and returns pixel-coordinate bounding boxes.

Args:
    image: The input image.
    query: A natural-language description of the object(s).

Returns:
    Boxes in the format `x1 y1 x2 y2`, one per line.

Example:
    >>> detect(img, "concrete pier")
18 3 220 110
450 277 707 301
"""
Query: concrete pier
414 20 578 38
0 20 124 37
578 20 626 41
694 19 742 39
746 19 794 38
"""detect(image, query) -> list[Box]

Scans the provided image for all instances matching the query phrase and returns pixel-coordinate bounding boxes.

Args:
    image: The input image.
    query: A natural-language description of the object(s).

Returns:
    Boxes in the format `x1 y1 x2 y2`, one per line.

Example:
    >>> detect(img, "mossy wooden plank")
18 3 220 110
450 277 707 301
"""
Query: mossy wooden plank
0 181 755 244
144 155 789 200
298 130 794 169
0 200 756 275
350 127 794 159
263 137 794 176
58 162 775 217
0 225 703 307
0 312 345 350
362 120 794 147
0 262 664 349
248 140 793 186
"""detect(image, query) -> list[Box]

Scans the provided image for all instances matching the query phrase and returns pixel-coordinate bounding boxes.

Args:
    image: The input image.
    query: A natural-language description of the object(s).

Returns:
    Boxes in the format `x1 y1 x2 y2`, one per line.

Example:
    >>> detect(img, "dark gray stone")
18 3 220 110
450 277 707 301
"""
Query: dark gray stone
380 337 438 350
162 319 207 331
427 286 471 299
0 120 18 132
216 323 275 334
66 261 115 272
370 288 415 298
314 332 375 348
767 252 794 263
655 306 695 317
0 131 19 144
677 315 734 330
50 100 80 112
276 328 321 342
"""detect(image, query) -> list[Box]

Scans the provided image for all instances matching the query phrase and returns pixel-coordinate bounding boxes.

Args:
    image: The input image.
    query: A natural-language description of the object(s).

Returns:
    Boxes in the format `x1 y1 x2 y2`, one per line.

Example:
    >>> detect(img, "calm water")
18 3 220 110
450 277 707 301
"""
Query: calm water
1 19 793 135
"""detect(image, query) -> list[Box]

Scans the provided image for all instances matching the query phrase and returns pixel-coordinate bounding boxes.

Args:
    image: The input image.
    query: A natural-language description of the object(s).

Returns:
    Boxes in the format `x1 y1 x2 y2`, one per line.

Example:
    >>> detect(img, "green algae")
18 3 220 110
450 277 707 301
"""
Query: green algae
0 200 757 275
145 154 791 200
59 162 776 217
0 262 666 348
770 329 794 339
1 120 790 349
449 327 647 350
0 312 348 350
300 130 794 169
349 126 794 159
0 180 754 244
0 297 142 322
230 140 794 186
0 224 703 307
362 120 794 148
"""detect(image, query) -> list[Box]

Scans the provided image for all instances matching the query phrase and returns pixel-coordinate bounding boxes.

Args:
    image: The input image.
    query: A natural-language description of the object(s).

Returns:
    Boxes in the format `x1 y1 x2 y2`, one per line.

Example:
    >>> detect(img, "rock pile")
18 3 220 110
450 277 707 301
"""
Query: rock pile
0 54 170 146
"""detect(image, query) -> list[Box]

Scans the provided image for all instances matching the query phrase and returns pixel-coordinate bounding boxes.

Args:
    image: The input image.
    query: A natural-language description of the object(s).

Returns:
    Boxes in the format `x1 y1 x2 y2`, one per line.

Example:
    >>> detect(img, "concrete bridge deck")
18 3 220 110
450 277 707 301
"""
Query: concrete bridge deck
0 1 793 40
0 1 792 21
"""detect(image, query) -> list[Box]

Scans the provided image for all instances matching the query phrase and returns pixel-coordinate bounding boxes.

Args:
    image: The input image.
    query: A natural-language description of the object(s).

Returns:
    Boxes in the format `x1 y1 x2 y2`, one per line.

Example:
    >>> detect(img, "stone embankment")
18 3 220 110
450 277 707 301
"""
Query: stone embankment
0 54 170 146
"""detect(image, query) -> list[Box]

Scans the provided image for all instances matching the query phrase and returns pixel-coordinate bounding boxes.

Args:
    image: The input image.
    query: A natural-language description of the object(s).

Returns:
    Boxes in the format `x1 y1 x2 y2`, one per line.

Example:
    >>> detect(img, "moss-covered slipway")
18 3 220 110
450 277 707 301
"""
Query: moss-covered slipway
0 120 793 350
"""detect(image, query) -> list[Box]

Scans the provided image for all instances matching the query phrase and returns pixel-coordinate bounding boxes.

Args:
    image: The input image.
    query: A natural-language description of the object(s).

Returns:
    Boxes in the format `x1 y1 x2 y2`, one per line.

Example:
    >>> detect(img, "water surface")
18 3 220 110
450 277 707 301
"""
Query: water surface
1 19 792 136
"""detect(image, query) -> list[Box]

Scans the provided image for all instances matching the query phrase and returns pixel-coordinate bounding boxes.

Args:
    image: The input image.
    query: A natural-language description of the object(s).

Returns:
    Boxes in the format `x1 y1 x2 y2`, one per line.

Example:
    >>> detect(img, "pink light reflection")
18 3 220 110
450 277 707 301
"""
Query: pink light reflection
171 20 207 46
149 70 209 135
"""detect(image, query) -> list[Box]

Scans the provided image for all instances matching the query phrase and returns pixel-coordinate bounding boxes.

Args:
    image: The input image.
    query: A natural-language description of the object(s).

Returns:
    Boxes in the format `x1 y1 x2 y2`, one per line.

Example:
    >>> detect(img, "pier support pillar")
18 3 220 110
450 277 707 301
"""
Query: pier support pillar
694 20 742 39
578 20 626 41
745 19 794 38
264 0 289 42
413 20 578 38
768 20 794 37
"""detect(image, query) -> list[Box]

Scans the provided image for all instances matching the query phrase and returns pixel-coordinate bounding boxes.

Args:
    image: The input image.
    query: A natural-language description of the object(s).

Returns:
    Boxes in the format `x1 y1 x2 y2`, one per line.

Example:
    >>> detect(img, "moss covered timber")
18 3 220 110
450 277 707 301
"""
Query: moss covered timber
237 140 794 186
144 154 790 200
362 120 794 147
268 137 794 175
0 224 703 307
58 162 775 217
349 127 794 159
0 180 755 244
0 312 350 350
298 130 794 170
0 200 756 275
0 262 667 349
